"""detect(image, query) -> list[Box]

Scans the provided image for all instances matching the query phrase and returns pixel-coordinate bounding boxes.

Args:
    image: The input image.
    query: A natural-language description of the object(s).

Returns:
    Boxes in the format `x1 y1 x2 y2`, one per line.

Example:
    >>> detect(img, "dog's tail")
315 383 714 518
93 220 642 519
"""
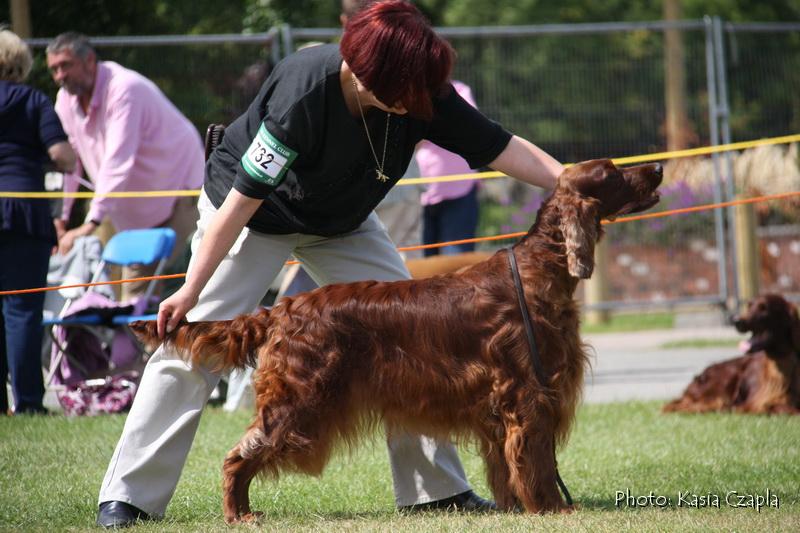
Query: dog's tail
129 308 271 372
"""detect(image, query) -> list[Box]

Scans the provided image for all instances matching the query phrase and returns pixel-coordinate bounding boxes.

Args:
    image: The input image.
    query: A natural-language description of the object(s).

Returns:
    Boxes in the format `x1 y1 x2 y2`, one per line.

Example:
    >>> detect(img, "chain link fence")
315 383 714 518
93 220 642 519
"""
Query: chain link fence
25 19 800 312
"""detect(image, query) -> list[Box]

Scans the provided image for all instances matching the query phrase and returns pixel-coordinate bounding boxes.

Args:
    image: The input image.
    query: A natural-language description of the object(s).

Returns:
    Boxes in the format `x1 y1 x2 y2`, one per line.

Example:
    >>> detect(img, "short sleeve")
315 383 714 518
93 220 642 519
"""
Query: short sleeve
232 65 321 199
233 119 300 198
424 85 512 169
34 91 68 149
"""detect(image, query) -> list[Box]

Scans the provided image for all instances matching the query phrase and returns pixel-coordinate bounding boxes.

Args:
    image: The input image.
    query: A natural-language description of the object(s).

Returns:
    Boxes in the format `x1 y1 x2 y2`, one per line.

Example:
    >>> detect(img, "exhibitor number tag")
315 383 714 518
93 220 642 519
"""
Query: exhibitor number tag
241 123 298 186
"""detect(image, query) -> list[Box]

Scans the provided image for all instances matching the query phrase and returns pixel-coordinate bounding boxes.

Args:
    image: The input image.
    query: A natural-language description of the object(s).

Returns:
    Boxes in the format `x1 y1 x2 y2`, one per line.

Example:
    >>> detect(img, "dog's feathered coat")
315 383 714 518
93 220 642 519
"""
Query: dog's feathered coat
664 294 800 414
132 159 662 522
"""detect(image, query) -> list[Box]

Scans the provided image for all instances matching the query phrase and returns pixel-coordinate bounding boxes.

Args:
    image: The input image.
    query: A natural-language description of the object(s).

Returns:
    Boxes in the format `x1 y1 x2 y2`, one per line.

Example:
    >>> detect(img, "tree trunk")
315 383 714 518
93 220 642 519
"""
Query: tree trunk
10 0 32 38
663 0 693 151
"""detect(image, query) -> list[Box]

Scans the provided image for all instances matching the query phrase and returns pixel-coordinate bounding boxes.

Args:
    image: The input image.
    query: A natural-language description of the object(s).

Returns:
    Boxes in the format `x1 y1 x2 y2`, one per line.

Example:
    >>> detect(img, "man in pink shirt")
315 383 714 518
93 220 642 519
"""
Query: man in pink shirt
414 80 480 256
46 32 203 299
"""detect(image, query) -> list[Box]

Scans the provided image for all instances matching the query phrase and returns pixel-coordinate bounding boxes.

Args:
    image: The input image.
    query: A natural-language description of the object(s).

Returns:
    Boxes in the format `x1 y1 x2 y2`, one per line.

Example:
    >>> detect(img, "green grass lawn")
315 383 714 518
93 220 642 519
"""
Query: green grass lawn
581 312 675 334
1 401 798 532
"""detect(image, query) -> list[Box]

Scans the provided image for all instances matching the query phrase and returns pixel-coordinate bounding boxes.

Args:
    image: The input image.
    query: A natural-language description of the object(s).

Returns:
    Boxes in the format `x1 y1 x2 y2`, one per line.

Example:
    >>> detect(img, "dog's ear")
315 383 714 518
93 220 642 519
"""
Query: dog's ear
559 196 600 279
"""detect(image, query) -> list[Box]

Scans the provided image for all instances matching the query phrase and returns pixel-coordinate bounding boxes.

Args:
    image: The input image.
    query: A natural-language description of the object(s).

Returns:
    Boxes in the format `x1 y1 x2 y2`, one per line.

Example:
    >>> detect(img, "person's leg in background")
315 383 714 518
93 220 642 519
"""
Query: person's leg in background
0 236 49 414
121 196 198 301
296 212 492 510
425 185 479 257
421 201 442 257
92 218 121 300
0 310 8 414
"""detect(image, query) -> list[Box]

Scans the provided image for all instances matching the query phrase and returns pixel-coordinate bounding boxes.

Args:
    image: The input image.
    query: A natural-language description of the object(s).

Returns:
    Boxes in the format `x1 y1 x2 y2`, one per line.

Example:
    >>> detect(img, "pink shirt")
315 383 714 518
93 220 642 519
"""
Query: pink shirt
55 61 204 230
415 80 479 206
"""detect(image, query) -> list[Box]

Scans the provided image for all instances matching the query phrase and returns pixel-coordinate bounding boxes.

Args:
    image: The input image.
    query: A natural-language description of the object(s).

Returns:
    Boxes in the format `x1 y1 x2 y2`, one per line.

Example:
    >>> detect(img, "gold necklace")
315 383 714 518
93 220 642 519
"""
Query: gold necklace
351 75 390 182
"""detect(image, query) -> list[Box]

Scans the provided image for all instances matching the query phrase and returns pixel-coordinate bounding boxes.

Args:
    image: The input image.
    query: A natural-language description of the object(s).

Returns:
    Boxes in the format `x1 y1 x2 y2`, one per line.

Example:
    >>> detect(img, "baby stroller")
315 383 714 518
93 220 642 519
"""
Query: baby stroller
43 228 176 415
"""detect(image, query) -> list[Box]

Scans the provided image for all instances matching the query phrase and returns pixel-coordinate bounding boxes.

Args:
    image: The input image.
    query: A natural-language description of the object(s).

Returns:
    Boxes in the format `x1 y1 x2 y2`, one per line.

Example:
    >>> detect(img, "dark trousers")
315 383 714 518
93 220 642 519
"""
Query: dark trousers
0 235 49 413
422 185 479 257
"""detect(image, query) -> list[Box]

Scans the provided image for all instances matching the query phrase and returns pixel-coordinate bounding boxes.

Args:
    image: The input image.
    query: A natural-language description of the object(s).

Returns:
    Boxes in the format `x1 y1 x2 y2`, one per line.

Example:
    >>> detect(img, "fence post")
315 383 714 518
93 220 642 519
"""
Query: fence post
281 24 294 57
713 16 741 312
704 15 732 314
734 197 760 308
585 238 610 325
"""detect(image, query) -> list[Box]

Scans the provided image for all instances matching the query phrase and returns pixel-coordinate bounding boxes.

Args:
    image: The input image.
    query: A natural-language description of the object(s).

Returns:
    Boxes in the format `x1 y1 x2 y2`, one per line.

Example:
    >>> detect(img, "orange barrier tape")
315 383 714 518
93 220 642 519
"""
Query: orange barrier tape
2 190 797 297
0 273 187 296
600 190 800 224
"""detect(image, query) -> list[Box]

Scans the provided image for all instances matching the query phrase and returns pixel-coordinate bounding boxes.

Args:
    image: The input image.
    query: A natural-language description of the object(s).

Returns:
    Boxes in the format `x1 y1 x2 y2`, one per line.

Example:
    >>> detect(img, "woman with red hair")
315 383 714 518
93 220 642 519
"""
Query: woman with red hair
96 1 563 527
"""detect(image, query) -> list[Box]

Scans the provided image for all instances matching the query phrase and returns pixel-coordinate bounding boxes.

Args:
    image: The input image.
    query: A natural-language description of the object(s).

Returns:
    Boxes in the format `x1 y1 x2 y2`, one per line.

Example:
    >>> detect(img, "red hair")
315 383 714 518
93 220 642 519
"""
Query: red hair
340 0 454 120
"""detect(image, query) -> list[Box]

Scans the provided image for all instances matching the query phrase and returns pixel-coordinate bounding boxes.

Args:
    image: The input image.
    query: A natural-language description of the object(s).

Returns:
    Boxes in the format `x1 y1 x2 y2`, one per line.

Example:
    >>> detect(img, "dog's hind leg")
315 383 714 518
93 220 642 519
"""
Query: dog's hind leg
503 420 568 513
222 426 268 523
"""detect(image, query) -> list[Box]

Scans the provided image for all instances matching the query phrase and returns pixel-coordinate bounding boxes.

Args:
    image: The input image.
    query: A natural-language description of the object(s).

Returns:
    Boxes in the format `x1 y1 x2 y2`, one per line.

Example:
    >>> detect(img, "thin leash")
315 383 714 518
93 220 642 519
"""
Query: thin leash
506 247 574 506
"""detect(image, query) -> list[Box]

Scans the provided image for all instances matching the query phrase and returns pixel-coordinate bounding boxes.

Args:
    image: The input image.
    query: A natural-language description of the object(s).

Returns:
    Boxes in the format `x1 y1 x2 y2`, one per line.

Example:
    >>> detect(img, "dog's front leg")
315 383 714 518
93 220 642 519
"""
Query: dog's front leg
503 420 570 513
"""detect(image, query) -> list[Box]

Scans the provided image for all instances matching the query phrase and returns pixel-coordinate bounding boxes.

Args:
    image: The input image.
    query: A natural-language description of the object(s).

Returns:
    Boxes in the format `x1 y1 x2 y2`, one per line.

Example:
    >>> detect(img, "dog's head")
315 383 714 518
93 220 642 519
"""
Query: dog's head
733 294 800 358
555 159 662 278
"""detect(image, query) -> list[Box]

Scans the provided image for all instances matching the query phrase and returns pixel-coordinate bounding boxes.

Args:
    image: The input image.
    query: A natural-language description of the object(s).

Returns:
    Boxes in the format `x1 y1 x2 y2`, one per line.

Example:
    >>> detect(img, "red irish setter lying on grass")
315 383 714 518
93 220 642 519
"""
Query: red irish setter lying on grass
663 294 800 415
131 159 662 522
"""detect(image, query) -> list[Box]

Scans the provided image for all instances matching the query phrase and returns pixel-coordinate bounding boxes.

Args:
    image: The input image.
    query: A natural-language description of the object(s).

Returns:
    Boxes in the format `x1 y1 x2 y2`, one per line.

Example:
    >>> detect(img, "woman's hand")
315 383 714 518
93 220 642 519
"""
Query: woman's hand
57 221 97 255
157 285 200 338
57 228 79 256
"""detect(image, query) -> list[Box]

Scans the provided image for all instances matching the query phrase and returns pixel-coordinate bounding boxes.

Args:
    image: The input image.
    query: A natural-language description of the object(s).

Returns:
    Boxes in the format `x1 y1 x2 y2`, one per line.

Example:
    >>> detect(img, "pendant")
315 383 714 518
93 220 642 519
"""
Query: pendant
376 169 389 182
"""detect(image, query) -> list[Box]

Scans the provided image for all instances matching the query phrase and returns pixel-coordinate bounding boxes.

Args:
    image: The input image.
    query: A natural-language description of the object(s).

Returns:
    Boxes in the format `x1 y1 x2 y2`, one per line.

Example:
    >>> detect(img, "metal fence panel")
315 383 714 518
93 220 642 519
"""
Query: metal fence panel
23 20 799 310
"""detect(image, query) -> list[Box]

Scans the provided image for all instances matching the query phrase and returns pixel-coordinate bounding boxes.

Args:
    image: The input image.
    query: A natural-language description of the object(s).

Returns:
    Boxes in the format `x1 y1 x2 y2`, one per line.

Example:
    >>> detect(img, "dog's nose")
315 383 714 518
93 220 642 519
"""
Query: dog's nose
732 317 749 333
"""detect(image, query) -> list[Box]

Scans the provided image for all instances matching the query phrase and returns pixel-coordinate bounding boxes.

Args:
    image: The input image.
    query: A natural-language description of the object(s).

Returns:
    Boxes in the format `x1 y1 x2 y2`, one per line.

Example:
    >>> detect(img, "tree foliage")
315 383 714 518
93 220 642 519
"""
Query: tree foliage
0 0 249 37
2 0 798 38
2 0 797 159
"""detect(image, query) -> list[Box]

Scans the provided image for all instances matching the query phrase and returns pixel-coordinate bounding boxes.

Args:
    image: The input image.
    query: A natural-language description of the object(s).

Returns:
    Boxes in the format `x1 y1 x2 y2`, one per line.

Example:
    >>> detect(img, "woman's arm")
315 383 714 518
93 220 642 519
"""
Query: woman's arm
48 141 78 247
157 188 263 337
488 135 564 191
47 141 77 173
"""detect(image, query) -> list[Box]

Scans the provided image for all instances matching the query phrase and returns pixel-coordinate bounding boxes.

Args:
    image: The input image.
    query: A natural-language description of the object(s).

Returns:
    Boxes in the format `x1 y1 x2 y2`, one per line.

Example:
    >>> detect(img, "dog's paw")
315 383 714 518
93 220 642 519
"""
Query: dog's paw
240 511 264 523
225 511 264 524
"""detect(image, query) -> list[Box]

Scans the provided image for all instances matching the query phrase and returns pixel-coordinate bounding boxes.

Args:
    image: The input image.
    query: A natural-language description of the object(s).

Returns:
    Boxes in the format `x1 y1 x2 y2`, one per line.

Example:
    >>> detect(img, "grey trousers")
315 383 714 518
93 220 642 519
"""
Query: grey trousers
98 190 471 516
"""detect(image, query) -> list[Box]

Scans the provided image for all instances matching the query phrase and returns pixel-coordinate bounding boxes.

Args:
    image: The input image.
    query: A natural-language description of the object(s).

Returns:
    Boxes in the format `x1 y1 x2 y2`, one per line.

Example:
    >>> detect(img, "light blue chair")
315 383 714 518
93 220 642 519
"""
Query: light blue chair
44 228 177 385
98 228 177 321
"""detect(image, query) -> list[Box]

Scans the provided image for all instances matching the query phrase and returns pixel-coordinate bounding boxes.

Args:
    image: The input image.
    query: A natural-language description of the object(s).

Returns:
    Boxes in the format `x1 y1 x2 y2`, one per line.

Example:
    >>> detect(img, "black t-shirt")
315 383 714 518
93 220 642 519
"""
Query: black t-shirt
205 44 512 237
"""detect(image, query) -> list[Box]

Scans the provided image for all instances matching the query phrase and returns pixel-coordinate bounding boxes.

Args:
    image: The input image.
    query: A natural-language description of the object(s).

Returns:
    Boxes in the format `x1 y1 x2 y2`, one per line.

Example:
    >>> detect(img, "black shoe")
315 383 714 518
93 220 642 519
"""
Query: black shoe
96 501 151 528
400 490 498 513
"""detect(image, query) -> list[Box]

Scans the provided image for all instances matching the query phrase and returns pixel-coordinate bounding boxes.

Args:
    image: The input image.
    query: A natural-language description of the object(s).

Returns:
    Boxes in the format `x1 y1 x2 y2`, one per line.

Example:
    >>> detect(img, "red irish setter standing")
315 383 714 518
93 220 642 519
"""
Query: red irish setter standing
132 159 662 522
